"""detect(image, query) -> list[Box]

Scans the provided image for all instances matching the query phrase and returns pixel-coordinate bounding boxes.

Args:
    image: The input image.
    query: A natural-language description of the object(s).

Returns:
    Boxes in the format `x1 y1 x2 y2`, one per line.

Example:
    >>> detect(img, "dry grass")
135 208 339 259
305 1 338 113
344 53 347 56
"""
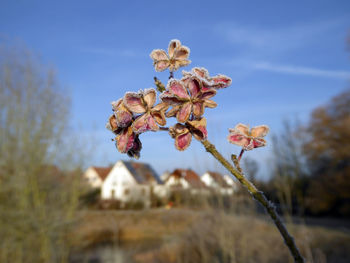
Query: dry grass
69 209 350 263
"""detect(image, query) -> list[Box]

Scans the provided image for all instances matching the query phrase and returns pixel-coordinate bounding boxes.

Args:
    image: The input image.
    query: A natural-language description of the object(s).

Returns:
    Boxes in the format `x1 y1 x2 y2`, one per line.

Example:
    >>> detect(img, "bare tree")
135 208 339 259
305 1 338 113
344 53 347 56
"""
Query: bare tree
270 120 308 219
0 43 85 263
303 89 350 216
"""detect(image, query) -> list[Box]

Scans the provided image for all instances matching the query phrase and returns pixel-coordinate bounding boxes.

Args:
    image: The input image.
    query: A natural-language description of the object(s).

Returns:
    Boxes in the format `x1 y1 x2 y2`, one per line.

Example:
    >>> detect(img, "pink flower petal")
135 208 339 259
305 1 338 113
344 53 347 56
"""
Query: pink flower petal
150 49 170 72
167 79 190 100
151 110 167 126
160 91 185 105
165 105 181 118
173 123 188 134
155 60 170 72
173 46 190 60
168 39 181 58
170 59 191 72
192 67 210 80
116 127 134 153
132 113 159 134
175 132 192 151
150 49 168 61
252 138 267 148
152 102 169 112
251 125 269 138
127 136 142 159
185 78 201 98
115 110 133 128
204 99 217 109
111 99 122 111
112 100 133 127
234 124 250 136
192 101 204 118
176 102 192 123
199 87 216 100
143 88 156 109
124 92 146 114
188 118 208 141
227 132 250 148
108 115 119 132
211 74 232 89
169 123 188 139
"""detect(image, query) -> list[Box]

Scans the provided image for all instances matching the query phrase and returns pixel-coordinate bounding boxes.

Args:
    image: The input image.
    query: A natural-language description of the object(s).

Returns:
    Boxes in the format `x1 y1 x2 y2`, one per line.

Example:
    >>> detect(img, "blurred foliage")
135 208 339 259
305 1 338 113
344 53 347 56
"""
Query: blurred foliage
303 89 350 216
0 44 88 262
263 89 350 218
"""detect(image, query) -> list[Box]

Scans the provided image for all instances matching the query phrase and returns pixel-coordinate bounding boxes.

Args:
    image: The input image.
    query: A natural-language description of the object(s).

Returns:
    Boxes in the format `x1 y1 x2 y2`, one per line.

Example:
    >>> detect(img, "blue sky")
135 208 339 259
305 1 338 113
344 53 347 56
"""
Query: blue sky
1 0 350 178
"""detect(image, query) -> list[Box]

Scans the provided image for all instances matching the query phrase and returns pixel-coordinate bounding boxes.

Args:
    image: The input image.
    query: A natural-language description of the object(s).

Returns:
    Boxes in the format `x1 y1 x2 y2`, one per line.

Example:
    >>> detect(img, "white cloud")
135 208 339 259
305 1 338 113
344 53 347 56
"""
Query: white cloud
252 61 350 79
215 18 344 54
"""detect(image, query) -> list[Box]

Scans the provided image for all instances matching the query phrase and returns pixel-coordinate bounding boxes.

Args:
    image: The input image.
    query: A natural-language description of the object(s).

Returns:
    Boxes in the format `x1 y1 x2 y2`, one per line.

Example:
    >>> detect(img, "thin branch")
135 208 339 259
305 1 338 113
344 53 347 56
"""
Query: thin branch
201 139 305 263
159 127 169 131
238 149 245 162
231 154 243 173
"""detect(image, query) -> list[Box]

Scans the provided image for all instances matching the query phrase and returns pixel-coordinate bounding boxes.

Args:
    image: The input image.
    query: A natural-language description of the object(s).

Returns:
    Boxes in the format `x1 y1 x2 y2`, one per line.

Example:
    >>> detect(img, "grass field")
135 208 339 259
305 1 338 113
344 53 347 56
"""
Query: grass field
69 208 350 263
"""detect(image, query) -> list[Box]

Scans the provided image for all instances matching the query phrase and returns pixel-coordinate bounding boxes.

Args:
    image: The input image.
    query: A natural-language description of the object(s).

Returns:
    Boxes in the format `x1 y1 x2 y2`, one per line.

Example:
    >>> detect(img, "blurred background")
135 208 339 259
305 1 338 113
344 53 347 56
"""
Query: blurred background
0 1 350 262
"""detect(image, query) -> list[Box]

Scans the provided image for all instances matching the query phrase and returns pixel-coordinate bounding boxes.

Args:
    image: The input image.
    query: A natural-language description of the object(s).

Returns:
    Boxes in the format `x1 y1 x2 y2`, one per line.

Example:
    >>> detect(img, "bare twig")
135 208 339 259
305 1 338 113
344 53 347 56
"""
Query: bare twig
154 77 165 93
238 149 245 162
231 154 243 173
201 139 305 263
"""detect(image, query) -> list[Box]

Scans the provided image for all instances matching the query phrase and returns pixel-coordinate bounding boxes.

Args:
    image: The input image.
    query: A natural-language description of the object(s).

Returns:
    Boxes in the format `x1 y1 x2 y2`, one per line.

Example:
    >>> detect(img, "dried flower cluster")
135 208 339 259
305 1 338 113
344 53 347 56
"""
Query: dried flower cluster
228 124 269 151
106 40 306 263
103 40 304 263
107 39 269 158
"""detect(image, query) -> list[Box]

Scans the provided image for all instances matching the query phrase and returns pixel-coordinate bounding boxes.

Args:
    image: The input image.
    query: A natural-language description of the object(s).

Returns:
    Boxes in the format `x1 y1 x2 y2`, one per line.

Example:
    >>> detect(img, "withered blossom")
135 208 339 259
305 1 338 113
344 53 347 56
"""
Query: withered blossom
227 123 269 151
111 99 133 128
160 78 217 123
169 118 208 151
182 67 232 89
123 88 169 134
150 39 191 72
106 115 142 159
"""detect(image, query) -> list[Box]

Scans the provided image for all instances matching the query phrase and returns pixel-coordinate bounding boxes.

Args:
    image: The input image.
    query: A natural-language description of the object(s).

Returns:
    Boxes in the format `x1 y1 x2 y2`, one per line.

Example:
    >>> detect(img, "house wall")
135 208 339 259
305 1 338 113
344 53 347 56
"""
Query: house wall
201 172 220 189
223 175 237 192
101 161 151 207
84 168 103 188
201 172 235 195
165 176 190 189
153 185 170 199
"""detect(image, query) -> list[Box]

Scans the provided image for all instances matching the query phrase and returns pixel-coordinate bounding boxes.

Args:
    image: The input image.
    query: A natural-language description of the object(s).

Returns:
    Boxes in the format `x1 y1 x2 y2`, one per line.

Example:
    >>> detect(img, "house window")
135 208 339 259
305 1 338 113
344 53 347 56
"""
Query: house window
111 189 115 198
124 188 130 195
141 188 146 195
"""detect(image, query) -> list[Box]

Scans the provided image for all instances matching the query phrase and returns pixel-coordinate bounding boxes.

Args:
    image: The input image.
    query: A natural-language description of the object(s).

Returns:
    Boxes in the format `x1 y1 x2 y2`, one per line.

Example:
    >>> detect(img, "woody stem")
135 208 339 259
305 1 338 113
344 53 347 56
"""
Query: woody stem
238 149 245 162
201 139 305 263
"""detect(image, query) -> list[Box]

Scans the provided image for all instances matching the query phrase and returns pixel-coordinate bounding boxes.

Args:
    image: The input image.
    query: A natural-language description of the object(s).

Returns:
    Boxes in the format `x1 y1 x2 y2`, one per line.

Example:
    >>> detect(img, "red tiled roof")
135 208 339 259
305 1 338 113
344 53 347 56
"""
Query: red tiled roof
123 161 162 184
92 166 112 181
170 169 206 188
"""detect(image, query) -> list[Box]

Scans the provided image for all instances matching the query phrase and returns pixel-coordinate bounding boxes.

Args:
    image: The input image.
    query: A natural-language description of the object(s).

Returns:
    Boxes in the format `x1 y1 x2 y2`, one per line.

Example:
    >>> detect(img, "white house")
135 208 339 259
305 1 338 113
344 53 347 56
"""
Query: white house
101 160 163 207
201 171 236 195
160 171 170 182
165 169 209 195
83 166 112 188
223 174 237 192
